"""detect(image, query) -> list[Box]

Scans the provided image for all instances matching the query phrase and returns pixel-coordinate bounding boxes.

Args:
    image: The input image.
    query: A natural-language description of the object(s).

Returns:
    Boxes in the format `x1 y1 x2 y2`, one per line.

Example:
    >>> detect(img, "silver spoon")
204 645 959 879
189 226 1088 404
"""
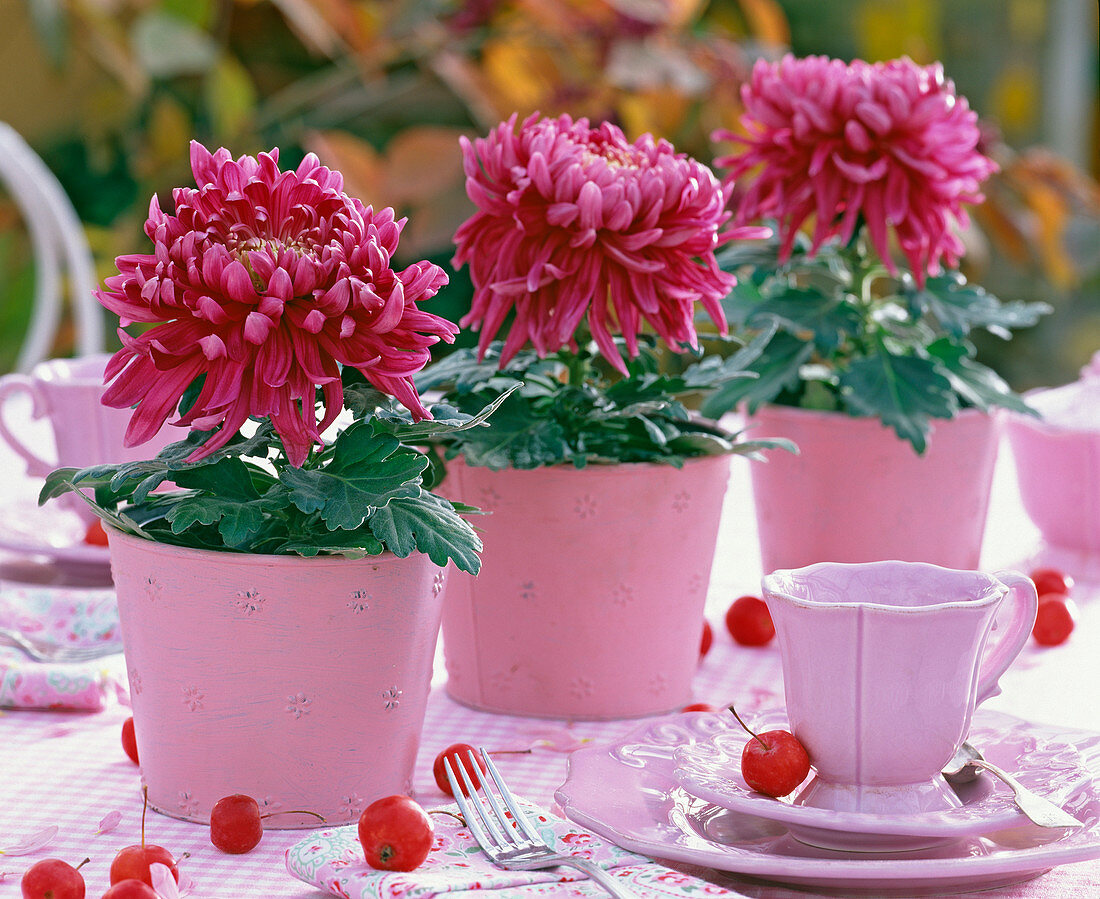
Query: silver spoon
943 742 1084 829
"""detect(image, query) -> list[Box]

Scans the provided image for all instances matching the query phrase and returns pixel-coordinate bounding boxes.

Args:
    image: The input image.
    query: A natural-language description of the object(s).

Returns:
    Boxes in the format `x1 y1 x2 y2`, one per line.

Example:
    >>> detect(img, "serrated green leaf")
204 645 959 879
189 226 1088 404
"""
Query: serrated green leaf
700 331 814 418
417 346 532 394
839 348 956 453
907 274 1050 339
386 387 518 442
444 394 572 470
926 338 1037 415
280 422 426 529
368 492 482 574
274 527 387 558
748 288 864 351
165 495 267 546
341 383 393 418
682 322 777 389
170 456 261 500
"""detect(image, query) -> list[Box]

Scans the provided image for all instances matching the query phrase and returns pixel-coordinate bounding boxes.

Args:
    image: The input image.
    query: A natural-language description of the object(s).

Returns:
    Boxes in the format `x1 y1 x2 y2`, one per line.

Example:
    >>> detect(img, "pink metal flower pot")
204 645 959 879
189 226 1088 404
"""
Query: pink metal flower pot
748 406 1001 573
107 529 445 827
440 455 731 719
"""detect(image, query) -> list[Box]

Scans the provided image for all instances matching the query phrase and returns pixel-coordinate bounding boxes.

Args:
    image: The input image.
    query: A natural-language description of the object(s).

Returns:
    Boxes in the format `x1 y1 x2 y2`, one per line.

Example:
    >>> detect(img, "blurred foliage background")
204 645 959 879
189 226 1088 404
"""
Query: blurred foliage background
0 0 1097 388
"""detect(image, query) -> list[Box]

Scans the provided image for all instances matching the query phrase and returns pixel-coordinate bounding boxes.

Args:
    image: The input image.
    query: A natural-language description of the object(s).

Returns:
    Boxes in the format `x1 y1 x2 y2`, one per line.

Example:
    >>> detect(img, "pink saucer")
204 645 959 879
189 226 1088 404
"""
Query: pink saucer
555 710 1100 895
673 708 1084 851
0 501 111 576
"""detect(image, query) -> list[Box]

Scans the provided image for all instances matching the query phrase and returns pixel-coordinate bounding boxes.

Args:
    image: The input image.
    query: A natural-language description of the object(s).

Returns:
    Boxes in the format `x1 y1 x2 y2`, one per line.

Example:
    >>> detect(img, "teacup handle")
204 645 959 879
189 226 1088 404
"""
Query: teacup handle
976 570 1039 705
0 374 56 478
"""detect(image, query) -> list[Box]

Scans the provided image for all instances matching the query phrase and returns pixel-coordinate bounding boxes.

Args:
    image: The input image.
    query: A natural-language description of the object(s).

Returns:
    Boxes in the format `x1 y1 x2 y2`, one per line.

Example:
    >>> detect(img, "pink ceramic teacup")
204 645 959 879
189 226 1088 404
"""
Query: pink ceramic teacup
761 561 1038 815
0 354 174 522
1006 351 1100 558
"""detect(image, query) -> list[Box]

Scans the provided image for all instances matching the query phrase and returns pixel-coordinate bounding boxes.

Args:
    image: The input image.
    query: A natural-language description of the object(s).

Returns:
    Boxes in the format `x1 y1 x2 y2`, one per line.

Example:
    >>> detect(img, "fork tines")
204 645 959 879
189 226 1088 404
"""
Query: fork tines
443 748 543 851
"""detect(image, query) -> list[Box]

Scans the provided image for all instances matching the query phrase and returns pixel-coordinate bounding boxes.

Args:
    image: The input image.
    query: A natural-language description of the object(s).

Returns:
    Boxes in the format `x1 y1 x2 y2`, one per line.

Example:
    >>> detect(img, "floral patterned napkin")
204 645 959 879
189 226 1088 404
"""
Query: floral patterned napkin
286 798 742 897
0 583 122 710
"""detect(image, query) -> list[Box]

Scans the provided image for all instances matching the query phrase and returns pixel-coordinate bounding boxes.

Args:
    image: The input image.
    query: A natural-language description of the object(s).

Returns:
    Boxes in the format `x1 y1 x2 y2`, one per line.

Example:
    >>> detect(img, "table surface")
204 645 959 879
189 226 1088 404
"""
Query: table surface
1 400 1099 899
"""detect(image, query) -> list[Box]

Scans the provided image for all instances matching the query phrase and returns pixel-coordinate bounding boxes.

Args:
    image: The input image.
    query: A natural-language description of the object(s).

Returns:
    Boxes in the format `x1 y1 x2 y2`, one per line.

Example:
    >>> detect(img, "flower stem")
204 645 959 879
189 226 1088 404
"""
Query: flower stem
565 352 590 389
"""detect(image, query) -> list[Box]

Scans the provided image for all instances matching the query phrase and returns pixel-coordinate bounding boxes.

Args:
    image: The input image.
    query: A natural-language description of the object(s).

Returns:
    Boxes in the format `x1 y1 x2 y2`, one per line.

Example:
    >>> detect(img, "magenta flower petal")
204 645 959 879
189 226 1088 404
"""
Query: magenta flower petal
96 141 459 462
454 114 758 368
714 54 997 283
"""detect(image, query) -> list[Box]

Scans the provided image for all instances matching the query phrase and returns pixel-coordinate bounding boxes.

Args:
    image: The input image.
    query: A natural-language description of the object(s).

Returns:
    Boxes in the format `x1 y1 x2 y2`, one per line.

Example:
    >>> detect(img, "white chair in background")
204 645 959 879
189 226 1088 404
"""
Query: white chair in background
0 123 102 372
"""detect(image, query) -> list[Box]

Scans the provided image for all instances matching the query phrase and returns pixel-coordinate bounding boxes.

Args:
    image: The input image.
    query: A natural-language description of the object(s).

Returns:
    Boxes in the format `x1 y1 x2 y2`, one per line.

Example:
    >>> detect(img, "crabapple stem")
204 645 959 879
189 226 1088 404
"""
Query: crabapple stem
728 705 768 750
140 785 148 847
76 857 90 870
427 810 466 824
259 810 326 823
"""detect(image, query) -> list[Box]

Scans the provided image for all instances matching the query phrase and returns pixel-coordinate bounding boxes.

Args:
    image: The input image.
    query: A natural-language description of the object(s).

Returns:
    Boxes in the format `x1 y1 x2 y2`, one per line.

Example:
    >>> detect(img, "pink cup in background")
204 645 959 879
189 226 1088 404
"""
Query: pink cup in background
761 561 1038 816
1006 352 1100 560
0 354 175 522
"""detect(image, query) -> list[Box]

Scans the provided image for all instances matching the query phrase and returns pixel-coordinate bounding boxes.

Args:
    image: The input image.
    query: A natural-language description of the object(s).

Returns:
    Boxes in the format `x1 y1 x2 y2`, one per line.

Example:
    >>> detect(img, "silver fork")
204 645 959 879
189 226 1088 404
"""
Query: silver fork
444 748 637 899
0 626 123 663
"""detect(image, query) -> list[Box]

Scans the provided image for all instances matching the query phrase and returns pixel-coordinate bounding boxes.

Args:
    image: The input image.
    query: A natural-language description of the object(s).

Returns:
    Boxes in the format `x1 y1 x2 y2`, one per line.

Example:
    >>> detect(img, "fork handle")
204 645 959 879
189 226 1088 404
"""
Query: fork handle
558 857 637 898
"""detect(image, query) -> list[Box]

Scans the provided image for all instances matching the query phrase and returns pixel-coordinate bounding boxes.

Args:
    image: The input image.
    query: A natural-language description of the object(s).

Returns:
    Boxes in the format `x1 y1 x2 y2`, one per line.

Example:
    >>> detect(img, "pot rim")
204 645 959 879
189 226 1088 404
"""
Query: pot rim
449 451 731 475
746 403 999 428
103 523 421 568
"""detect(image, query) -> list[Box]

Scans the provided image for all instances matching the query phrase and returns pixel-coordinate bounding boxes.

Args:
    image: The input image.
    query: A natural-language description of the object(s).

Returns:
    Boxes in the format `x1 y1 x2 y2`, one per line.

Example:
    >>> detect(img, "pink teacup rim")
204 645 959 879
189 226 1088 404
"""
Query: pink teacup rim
762 560 1010 613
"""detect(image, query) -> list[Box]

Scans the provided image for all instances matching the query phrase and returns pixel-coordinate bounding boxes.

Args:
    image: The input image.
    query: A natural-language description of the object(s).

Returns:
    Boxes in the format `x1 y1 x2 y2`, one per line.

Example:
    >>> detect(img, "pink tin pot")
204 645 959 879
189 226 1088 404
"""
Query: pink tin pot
1006 354 1100 557
440 454 731 720
107 529 445 827
748 405 1001 573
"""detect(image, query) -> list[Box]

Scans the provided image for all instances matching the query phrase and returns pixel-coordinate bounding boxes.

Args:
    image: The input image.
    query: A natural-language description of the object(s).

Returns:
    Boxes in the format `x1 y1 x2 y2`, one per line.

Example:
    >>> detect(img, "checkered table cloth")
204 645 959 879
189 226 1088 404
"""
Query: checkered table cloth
3 445 1100 897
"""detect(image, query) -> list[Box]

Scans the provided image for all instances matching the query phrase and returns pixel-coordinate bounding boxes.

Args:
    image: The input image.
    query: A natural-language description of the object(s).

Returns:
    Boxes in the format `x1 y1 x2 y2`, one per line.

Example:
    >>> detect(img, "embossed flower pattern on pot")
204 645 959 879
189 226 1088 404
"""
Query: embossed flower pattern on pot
339 794 364 817
286 692 312 719
178 791 200 816
575 494 597 519
612 584 635 607
235 589 264 614
570 676 594 699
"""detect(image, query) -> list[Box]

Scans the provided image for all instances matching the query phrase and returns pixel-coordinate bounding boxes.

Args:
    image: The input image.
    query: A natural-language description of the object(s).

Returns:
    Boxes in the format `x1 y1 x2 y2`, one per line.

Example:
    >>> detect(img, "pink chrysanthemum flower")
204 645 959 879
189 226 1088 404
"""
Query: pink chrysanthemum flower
714 55 997 282
453 113 766 371
97 141 458 467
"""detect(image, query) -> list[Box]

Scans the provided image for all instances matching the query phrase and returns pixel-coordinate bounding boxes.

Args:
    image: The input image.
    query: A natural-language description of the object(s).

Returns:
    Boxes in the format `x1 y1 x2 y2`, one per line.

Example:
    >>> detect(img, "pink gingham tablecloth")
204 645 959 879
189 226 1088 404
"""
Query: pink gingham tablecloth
2 414 1100 898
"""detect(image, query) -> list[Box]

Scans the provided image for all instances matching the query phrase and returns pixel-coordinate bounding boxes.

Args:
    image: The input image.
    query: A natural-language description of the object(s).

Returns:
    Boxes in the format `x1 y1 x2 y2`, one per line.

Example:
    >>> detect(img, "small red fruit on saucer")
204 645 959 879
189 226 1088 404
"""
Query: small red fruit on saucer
725 596 775 646
729 705 810 798
1033 594 1077 646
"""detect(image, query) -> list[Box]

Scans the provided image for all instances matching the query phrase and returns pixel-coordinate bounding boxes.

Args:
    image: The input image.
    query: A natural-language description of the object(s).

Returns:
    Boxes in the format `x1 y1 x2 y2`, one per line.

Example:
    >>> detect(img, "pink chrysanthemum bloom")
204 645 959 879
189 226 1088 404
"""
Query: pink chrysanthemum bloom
98 141 458 467
714 55 997 283
453 113 767 371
